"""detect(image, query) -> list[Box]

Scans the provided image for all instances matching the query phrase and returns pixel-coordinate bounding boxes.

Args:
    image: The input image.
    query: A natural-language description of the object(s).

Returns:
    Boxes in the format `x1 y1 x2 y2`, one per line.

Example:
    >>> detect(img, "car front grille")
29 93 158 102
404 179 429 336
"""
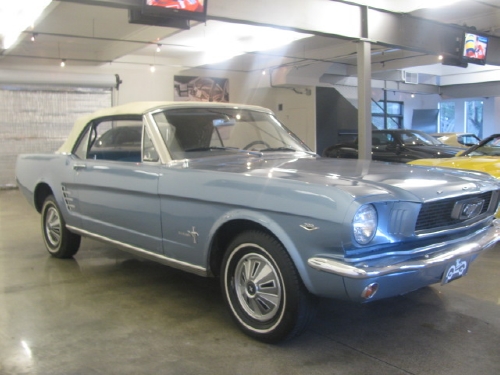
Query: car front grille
415 191 493 231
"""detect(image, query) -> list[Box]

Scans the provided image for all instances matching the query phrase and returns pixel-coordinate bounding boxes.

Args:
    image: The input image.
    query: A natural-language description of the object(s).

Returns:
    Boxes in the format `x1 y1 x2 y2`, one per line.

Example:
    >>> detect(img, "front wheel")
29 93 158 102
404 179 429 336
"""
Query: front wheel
221 231 317 343
41 195 81 258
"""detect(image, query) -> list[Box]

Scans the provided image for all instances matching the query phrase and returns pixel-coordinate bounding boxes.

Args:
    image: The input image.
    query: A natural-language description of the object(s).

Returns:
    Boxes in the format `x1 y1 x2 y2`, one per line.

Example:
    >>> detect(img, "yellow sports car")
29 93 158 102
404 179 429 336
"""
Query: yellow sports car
409 133 500 216
409 133 500 178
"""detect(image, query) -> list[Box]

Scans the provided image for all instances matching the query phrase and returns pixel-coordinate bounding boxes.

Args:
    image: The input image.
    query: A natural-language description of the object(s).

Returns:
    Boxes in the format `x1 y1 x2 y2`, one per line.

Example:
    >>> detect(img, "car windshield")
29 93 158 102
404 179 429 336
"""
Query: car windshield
394 130 442 146
467 136 500 156
152 107 312 159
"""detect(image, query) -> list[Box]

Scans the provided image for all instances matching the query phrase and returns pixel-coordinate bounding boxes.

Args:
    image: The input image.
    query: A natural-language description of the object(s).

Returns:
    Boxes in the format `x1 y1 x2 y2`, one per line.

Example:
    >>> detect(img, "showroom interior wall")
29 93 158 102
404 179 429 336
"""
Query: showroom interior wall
0 68 116 188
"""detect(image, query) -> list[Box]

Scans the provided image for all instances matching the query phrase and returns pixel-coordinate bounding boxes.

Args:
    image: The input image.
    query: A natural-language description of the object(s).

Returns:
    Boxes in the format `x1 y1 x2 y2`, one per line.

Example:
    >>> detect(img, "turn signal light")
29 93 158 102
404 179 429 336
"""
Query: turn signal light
361 283 379 299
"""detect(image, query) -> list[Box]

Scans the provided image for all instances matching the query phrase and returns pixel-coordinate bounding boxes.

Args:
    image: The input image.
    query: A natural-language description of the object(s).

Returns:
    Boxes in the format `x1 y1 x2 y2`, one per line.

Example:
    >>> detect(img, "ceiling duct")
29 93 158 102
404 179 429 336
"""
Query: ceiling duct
403 71 419 84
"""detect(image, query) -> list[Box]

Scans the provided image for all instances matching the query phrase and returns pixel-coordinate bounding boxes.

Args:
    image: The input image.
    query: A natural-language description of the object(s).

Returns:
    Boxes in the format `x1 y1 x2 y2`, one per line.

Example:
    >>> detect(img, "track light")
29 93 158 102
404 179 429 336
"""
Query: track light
156 44 161 53
60 59 66 67
150 65 156 73
31 33 37 42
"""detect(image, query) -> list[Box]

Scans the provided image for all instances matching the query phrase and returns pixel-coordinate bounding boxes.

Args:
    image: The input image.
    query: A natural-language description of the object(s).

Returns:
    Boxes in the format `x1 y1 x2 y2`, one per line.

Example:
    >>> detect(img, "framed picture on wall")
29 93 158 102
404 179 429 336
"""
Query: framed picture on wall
174 76 229 102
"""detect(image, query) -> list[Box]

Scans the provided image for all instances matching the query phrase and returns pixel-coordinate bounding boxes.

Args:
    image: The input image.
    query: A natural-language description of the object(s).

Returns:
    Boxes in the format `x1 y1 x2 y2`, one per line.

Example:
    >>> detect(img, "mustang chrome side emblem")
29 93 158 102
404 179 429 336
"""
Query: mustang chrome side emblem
178 226 199 244
300 223 319 231
451 198 484 220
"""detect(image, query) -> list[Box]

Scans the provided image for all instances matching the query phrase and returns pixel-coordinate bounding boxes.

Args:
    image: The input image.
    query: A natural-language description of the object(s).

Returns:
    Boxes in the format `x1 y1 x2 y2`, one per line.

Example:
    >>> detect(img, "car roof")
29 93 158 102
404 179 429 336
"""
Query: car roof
57 101 273 154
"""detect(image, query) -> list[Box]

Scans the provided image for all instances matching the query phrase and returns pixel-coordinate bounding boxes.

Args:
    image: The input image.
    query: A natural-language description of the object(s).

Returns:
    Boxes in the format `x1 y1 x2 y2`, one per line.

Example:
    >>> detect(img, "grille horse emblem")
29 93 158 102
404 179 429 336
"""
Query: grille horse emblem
451 198 485 220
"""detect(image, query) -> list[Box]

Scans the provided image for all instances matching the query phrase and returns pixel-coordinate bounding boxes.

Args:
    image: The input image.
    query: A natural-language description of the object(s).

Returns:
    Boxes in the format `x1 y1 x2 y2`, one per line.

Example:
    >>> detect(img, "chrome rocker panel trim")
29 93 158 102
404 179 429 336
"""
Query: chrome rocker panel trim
308 219 500 279
67 225 208 277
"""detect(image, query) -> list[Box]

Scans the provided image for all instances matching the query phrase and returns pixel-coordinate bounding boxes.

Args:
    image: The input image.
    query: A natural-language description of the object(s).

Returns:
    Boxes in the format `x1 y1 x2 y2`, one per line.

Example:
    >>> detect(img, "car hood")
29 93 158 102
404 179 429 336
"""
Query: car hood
171 153 499 203
409 156 500 179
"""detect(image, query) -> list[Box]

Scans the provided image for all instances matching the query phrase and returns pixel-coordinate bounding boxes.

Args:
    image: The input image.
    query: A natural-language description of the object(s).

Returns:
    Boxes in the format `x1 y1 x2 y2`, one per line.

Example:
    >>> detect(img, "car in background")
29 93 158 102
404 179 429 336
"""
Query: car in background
323 129 463 163
430 132 481 148
409 133 500 179
409 133 500 217
15 102 500 342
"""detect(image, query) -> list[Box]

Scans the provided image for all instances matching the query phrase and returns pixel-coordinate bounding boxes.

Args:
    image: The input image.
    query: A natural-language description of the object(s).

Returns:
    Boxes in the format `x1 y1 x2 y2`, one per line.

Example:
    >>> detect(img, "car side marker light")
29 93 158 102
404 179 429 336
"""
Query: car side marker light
361 283 379 299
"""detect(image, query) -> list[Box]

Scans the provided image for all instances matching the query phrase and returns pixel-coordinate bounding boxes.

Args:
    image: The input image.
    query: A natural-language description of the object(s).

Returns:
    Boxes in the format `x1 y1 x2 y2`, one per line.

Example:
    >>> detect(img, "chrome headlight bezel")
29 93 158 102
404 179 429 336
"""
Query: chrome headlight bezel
353 204 378 245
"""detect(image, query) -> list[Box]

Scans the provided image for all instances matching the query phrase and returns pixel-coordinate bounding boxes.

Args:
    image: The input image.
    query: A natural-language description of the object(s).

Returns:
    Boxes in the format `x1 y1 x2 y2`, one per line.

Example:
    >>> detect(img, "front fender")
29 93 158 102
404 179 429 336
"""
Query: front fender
207 208 342 296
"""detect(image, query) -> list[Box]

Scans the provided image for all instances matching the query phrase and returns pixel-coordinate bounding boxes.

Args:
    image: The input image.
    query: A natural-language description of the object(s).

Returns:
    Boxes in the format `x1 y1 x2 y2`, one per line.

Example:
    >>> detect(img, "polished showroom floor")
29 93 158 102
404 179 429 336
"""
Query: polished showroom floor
1 189 500 375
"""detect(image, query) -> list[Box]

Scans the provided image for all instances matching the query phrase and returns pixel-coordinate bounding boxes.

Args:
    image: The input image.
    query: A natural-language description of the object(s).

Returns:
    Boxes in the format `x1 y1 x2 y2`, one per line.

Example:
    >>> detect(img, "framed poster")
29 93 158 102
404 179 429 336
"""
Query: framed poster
174 76 229 102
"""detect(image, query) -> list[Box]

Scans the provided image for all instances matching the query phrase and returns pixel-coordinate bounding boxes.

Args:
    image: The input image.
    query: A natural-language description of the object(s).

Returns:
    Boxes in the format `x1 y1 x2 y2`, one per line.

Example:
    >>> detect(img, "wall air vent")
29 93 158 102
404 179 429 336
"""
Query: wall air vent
403 71 419 84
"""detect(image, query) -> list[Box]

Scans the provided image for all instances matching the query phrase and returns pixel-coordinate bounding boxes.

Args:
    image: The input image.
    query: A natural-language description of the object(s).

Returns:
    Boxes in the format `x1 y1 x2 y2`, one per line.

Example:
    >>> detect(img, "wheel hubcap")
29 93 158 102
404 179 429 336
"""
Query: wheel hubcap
45 206 61 247
234 252 282 322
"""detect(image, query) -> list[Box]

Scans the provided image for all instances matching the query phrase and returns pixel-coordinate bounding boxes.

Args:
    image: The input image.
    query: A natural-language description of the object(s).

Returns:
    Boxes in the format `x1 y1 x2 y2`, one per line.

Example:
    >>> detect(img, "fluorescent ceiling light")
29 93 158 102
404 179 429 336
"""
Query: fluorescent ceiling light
0 0 52 49
168 21 313 65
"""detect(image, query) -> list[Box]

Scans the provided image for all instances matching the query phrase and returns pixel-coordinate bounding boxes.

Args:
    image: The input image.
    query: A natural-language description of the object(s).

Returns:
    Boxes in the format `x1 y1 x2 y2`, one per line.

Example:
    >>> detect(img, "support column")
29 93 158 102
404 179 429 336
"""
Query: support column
357 5 372 160
357 39 372 160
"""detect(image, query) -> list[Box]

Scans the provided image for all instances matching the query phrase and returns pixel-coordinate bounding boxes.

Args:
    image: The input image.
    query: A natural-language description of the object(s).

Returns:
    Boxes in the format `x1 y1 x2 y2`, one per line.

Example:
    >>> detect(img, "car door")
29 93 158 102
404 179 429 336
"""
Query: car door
372 132 403 162
71 115 163 254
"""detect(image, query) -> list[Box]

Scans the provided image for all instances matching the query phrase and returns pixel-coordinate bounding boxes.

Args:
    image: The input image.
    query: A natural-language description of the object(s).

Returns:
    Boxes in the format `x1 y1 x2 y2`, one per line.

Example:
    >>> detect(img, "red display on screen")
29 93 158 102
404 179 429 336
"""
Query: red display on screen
145 0 205 14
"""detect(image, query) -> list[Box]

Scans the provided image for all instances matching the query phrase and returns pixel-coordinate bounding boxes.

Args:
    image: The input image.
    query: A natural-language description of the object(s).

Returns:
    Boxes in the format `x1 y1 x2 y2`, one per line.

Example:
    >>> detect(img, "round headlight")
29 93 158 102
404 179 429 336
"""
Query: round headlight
353 204 378 245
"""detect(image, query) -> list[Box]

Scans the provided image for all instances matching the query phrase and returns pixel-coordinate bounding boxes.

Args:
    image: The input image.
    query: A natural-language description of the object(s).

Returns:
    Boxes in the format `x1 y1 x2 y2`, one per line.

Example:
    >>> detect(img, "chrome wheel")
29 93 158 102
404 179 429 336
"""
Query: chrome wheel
234 251 282 322
221 230 317 343
45 206 62 248
41 195 81 258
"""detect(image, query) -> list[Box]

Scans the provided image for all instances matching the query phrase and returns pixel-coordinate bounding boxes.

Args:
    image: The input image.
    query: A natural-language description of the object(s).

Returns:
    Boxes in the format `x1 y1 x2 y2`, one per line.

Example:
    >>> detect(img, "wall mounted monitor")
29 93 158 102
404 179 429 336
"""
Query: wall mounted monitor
463 32 488 65
142 0 207 22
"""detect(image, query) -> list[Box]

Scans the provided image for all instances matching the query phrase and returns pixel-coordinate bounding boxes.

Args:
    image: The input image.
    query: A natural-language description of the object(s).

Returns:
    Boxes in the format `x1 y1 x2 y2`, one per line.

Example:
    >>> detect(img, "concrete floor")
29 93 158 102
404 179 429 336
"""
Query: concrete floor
1 189 499 375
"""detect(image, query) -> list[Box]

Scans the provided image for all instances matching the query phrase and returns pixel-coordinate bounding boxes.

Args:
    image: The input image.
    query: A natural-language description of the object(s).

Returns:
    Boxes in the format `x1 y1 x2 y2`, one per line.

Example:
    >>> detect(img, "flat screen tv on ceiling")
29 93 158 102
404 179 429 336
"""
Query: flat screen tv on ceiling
462 32 488 65
142 0 207 22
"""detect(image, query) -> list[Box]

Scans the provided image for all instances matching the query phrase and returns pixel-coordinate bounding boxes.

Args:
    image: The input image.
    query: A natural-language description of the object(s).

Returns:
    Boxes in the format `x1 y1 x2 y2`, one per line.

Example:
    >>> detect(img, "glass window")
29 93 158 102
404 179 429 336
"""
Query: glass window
465 100 483 138
73 125 91 159
84 118 143 162
143 127 159 162
371 101 403 129
153 108 311 160
438 102 455 132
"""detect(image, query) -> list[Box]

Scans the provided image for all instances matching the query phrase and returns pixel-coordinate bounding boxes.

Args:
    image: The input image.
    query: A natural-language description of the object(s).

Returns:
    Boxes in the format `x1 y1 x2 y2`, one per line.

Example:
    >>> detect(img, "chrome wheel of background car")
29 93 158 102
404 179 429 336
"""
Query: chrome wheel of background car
41 195 81 258
221 230 317 343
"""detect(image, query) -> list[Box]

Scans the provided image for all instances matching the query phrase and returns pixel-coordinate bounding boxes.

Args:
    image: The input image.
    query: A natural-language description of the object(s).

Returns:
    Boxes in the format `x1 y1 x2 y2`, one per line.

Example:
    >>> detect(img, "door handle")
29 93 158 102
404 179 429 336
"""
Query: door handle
73 163 87 170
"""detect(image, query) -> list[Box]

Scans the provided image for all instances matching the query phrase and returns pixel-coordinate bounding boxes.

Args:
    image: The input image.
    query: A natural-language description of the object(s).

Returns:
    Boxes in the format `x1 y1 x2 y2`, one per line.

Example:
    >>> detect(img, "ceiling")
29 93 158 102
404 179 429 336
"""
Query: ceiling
1 0 500 89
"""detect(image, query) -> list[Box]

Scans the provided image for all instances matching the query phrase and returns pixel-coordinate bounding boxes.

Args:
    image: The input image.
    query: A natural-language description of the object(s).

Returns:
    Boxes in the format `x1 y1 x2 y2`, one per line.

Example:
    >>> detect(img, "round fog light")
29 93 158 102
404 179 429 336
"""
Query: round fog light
361 283 379 299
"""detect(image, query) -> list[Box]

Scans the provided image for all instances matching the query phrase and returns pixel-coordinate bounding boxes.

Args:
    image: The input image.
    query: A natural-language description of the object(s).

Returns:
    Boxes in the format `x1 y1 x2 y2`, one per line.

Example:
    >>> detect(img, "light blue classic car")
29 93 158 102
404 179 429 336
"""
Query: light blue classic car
16 101 500 342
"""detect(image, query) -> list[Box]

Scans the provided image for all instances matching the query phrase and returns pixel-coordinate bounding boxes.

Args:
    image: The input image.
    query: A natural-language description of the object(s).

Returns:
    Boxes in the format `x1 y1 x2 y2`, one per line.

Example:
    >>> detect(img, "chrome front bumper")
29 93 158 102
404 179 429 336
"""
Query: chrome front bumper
308 219 500 279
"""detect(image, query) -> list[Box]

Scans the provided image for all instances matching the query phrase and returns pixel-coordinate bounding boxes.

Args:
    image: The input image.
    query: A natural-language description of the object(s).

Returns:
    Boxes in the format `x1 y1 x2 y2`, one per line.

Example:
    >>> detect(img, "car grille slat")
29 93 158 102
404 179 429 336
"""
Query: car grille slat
416 191 493 231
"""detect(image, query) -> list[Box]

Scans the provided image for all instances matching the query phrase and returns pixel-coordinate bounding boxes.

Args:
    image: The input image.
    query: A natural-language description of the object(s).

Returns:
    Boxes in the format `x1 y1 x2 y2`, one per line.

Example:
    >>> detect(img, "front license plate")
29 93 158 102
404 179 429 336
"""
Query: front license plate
441 258 470 285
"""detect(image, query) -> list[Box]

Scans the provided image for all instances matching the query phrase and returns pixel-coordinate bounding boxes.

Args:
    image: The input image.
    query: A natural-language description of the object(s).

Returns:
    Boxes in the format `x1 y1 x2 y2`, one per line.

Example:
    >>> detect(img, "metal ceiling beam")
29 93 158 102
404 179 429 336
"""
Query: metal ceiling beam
56 0 140 9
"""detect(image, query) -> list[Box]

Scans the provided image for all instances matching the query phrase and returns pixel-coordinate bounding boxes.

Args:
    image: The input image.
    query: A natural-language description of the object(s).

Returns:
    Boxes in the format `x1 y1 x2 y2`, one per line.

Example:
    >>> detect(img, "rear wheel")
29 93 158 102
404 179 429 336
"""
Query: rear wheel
221 230 317 343
41 195 81 258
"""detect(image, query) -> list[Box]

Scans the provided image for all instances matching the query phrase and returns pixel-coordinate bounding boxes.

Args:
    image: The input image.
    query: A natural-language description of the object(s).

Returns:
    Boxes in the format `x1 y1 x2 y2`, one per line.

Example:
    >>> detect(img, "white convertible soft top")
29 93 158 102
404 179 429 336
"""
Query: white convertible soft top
57 101 271 154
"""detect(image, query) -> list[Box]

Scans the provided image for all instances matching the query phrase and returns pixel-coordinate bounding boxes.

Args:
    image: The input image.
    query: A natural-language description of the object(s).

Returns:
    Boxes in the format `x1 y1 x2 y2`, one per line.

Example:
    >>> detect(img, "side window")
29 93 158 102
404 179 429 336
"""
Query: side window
73 125 91 159
143 127 159 162
86 118 143 162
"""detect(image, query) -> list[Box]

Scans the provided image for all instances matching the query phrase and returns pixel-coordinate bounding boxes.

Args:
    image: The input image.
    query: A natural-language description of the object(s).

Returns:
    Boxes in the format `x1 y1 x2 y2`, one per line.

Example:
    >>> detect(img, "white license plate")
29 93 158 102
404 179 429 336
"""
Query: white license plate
441 258 469 285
